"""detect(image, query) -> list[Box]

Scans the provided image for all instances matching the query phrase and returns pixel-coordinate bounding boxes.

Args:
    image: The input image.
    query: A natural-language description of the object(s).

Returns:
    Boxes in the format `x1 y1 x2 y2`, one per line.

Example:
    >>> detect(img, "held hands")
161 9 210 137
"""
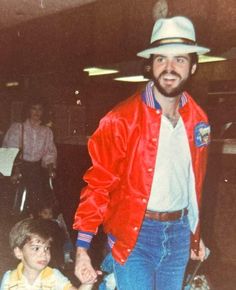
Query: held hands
75 248 101 285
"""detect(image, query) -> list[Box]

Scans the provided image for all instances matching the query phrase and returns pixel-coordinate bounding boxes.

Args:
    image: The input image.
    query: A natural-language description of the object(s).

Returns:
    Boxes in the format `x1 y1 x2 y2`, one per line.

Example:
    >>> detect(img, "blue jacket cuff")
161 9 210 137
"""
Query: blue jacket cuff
76 231 94 249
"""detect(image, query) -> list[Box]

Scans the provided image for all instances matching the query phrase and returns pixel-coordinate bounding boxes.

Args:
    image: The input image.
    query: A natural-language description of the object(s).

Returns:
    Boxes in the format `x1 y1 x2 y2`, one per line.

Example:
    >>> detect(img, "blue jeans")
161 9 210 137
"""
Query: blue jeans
99 253 116 290
113 215 190 290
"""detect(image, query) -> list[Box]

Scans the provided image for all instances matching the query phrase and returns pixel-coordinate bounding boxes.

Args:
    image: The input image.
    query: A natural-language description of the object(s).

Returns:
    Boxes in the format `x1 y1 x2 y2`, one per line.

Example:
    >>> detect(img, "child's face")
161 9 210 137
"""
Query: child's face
39 208 53 220
14 235 51 276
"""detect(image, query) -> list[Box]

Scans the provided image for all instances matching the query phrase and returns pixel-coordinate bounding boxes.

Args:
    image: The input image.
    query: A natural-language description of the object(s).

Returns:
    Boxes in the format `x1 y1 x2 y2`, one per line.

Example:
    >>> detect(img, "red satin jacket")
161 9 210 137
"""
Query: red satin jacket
73 90 210 264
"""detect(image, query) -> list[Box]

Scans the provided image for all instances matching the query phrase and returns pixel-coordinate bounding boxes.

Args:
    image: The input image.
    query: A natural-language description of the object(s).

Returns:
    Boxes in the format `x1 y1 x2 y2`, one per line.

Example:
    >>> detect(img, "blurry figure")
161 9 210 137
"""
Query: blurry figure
35 201 74 268
2 97 57 214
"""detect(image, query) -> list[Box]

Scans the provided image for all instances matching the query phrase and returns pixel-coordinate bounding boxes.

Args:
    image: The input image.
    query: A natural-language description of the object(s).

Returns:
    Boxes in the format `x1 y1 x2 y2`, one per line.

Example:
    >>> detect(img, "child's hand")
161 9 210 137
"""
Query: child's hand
77 270 102 290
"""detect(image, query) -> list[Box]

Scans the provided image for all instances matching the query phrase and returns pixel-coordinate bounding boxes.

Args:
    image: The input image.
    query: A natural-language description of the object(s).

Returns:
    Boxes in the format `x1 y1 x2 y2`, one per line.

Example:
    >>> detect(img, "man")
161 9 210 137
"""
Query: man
73 16 211 290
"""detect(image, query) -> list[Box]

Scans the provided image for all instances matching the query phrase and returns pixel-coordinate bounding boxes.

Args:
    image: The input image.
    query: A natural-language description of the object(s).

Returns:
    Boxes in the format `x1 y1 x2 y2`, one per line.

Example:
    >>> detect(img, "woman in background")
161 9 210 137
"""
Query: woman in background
2 97 57 214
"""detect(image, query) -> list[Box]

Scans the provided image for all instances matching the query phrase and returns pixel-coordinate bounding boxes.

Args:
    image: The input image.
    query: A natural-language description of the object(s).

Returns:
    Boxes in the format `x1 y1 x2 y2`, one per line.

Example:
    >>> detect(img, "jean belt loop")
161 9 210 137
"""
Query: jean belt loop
181 208 185 219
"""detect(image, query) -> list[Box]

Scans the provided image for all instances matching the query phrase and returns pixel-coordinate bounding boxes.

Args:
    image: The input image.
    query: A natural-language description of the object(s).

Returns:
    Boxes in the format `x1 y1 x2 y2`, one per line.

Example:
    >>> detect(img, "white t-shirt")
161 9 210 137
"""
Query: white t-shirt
147 115 198 232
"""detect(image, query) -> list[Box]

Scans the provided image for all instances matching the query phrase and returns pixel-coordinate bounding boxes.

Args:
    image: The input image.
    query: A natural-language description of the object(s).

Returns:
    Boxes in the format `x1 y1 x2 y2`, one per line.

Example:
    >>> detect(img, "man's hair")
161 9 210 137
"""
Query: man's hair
189 53 199 66
9 218 53 250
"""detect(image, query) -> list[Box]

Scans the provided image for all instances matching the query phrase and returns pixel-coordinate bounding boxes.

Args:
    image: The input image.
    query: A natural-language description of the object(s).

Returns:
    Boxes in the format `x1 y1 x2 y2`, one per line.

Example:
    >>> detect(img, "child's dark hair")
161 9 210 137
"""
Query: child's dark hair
36 200 60 218
9 218 53 250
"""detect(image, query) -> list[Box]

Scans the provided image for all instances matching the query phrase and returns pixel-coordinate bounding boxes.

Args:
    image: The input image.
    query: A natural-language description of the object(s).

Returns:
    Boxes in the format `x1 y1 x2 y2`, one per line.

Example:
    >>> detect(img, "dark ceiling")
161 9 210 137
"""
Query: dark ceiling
0 0 235 81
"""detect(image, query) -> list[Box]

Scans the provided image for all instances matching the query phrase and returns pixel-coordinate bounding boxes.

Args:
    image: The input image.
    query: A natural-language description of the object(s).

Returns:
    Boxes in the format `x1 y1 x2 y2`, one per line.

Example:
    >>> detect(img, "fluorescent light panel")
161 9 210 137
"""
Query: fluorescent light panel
114 75 149 82
199 55 226 63
85 55 226 81
83 67 119 76
5 81 19 87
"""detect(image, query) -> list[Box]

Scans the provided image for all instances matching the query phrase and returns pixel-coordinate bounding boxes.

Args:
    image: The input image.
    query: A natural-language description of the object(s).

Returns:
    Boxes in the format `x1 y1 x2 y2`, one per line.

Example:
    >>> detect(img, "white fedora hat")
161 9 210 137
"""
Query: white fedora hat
137 16 210 59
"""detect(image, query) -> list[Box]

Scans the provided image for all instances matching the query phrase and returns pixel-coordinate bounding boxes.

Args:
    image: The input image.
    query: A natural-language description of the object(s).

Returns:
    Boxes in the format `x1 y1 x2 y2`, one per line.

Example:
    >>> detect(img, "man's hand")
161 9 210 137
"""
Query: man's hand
74 247 98 284
191 238 207 262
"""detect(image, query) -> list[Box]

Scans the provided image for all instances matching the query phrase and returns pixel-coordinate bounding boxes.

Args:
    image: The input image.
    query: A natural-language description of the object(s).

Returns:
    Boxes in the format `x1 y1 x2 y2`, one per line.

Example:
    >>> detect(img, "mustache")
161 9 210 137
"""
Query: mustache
159 70 181 78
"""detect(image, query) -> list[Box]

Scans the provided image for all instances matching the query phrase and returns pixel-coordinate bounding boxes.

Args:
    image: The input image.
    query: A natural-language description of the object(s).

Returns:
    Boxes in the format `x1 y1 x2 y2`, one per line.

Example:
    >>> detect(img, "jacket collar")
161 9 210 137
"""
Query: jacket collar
8 262 54 289
142 80 188 110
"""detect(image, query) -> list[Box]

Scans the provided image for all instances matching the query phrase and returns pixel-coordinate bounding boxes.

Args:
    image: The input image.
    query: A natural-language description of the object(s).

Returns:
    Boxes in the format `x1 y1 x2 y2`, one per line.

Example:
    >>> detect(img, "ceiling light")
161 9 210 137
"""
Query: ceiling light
5 81 19 87
83 67 119 76
114 75 149 82
199 55 226 63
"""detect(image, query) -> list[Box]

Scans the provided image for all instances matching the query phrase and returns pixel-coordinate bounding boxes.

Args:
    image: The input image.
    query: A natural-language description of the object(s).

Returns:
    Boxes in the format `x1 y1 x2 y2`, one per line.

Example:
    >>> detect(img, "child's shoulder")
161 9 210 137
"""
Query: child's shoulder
0 269 15 289
44 267 72 287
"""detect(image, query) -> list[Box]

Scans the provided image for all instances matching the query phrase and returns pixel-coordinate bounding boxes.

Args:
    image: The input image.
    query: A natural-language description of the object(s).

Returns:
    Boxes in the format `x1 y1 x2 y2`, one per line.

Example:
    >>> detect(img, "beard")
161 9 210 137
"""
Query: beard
153 70 191 98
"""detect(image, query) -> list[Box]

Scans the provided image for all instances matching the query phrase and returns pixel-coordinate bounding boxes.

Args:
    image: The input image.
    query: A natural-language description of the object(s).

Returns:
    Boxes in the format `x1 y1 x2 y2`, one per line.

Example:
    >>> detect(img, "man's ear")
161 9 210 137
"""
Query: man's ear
191 63 197 75
14 247 23 260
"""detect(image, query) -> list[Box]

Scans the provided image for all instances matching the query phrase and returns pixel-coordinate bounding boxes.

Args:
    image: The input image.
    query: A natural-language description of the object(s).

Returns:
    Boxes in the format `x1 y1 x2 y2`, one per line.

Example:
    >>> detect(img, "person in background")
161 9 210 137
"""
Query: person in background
0 218 101 290
2 97 57 213
73 16 211 290
35 201 74 268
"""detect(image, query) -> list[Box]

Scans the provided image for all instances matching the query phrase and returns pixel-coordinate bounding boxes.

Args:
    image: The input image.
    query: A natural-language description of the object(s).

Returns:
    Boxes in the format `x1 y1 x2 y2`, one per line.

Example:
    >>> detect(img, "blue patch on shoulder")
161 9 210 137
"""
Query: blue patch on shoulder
194 122 211 147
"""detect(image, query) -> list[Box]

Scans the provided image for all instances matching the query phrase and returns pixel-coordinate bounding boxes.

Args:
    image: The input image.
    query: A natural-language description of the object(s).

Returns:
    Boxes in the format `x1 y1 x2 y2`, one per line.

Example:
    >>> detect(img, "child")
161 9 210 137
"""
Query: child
35 201 74 267
0 218 99 290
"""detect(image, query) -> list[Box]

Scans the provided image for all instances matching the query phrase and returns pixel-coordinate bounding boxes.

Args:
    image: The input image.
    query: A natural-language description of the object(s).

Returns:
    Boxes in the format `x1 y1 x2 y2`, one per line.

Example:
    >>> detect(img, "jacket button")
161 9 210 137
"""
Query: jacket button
133 226 138 231
127 248 131 252
151 138 157 142
156 109 161 114
121 259 125 263
142 198 147 203
147 168 153 172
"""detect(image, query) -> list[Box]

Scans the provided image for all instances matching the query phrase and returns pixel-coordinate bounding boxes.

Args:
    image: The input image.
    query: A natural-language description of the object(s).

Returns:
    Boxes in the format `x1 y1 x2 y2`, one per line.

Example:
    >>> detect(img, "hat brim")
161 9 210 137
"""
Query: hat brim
137 44 210 59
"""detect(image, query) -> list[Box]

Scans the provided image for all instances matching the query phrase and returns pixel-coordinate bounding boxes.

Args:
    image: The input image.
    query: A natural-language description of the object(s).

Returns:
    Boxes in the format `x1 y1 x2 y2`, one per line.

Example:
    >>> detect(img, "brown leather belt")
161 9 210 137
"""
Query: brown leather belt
145 208 188 222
